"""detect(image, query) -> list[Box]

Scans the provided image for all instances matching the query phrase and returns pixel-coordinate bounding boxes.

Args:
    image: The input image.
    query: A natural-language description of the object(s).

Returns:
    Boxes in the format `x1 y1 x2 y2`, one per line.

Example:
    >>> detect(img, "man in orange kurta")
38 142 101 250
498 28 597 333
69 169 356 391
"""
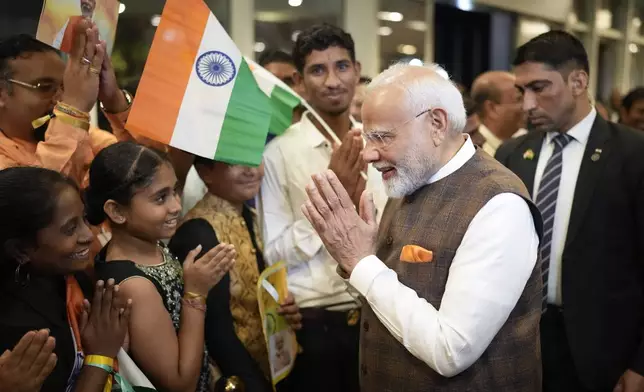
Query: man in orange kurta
0 24 155 187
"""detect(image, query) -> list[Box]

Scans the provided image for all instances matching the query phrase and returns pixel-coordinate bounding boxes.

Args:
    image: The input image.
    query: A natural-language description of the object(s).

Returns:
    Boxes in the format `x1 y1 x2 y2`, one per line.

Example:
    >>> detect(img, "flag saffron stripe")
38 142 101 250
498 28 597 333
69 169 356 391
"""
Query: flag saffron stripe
126 0 210 143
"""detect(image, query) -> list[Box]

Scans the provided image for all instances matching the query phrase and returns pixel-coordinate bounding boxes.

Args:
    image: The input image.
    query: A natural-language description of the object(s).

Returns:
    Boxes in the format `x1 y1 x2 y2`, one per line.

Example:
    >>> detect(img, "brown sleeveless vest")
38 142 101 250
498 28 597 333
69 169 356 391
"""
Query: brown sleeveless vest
359 149 543 392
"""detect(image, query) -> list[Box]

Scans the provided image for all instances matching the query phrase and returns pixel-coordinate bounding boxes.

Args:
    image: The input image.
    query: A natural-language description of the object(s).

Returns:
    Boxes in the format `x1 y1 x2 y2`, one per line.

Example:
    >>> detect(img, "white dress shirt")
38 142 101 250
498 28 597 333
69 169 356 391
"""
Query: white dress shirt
181 166 208 216
260 113 388 309
533 109 596 305
348 136 539 377
478 124 503 156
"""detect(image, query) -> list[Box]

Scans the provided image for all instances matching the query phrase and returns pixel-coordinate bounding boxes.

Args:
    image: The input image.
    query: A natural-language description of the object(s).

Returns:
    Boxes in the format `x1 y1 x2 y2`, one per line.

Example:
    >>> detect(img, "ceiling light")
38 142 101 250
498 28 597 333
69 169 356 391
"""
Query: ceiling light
456 0 473 11
292 30 301 42
288 0 302 7
378 11 404 22
151 15 161 27
409 58 423 66
630 43 639 53
378 26 393 36
596 9 612 30
634 17 642 28
118 3 126 14
406 20 427 32
397 44 417 55
254 42 266 53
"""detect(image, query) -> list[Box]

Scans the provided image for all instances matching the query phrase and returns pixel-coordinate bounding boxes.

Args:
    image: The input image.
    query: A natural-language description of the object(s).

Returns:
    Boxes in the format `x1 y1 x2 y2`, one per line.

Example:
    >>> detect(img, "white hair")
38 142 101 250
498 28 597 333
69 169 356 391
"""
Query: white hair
367 62 467 135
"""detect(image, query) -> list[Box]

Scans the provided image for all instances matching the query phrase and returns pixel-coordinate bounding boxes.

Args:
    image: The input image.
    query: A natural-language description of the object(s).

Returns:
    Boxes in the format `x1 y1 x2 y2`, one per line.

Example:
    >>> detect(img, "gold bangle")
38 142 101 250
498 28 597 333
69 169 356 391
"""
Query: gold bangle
55 102 90 121
184 291 207 301
53 111 90 131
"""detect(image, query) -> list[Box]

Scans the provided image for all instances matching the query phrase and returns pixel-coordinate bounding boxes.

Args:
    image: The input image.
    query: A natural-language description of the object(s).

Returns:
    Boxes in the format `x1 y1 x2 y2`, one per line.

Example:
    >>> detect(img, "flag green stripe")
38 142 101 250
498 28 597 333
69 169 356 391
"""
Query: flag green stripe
214 58 272 167
268 84 301 135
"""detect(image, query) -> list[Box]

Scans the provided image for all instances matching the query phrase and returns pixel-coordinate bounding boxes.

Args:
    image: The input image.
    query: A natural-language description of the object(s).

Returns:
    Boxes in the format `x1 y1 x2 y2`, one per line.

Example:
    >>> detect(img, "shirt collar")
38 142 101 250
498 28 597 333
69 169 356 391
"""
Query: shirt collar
428 135 476 185
478 124 502 150
546 108 596 145
299 111 331 149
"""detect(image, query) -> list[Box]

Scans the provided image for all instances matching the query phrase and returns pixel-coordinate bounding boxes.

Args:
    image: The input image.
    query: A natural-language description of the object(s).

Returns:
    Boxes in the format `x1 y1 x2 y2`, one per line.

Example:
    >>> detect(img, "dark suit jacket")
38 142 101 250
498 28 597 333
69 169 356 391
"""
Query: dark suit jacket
495 116 644 390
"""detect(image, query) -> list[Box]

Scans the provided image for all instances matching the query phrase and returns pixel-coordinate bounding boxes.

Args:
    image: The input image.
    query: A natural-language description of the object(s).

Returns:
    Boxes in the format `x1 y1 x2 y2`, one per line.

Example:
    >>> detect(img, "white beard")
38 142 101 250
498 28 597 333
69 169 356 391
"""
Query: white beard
377 143 436 198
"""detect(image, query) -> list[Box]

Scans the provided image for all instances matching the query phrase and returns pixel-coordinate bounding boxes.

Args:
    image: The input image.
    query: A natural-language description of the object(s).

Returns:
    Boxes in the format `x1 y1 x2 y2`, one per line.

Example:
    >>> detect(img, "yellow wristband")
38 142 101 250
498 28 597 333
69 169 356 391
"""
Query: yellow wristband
84 355 115 368
53 111 90 131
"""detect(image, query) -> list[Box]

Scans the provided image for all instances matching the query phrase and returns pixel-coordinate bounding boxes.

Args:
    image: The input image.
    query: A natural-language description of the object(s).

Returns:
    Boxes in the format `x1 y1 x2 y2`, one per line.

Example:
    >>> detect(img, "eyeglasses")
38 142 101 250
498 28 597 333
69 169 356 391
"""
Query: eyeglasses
362 109 431 148
7 79 61 95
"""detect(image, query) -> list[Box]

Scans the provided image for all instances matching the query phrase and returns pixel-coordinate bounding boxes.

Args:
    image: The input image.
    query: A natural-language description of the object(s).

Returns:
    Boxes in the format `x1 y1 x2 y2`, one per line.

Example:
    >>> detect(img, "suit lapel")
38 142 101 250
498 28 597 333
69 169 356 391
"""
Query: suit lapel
3 276 68 328
512 132 546 198
565 117 612 248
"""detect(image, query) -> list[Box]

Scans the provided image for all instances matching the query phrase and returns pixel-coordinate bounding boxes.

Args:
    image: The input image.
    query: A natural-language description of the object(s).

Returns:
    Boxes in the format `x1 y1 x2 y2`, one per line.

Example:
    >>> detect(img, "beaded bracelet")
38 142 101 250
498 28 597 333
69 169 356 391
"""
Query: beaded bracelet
55 102 90 121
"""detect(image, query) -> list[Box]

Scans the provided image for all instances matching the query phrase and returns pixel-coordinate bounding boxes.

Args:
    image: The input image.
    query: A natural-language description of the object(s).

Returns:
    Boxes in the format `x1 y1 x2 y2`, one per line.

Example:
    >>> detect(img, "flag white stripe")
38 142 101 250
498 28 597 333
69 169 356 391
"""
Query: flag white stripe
170 13 242 158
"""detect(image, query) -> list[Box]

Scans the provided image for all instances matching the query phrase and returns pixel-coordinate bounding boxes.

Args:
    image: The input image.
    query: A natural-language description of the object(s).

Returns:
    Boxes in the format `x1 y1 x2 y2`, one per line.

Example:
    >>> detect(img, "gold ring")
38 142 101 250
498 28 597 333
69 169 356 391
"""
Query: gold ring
81 57 92 65
89 67 101 75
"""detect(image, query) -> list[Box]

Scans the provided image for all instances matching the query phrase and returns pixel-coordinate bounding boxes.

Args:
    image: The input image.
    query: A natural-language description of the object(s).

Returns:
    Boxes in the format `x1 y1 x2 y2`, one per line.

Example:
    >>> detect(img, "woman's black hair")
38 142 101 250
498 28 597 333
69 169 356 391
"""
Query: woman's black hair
0 167 77 265
85 141 169 226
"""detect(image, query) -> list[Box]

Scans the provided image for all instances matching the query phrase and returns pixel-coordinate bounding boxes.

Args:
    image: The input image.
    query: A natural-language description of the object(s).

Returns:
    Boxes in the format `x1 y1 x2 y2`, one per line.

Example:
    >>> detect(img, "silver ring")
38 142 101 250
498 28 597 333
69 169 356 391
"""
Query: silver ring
81 57 91 65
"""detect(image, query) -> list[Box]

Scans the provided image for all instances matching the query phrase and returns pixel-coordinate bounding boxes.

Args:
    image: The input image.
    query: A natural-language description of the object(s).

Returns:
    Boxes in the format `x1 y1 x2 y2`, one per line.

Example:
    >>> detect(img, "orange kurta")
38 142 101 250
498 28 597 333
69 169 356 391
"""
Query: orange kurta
0 108 138 187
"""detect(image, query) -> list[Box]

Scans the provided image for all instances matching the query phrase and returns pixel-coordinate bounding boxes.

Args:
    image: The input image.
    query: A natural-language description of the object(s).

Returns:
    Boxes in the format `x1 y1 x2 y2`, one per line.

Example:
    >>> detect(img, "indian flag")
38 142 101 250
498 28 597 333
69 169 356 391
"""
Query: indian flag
126 0 272 166
247 58 302 136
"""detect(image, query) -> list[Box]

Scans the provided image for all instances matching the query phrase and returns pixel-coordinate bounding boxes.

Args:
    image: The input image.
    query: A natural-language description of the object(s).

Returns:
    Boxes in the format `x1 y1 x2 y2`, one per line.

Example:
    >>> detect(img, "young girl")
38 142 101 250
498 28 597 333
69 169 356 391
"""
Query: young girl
87 142 235 392
0 167 130 392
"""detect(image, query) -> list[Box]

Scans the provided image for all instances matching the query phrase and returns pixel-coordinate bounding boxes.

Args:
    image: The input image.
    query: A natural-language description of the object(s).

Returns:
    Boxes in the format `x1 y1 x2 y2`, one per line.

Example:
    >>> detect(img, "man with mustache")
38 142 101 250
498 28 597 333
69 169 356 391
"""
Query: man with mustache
260 24 386 392
0 19 132 188
54 0 96 53
496 31 644 392
300 63 543 391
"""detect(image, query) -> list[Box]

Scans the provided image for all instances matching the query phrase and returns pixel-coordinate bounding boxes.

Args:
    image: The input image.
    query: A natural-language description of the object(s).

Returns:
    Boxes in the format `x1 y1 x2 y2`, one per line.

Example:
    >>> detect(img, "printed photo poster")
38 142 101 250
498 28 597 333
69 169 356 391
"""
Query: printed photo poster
257 262 298 388
36 0 120 54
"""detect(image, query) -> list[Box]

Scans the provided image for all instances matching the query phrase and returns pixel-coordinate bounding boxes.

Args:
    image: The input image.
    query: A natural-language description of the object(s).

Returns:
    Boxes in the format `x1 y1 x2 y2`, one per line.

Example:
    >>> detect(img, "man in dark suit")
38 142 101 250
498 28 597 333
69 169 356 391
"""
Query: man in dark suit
496 30 644 392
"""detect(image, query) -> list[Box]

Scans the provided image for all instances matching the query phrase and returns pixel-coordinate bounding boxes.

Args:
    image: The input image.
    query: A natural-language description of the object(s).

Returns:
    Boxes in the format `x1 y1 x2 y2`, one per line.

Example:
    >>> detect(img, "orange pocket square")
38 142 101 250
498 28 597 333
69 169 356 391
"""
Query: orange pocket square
400 245 433 263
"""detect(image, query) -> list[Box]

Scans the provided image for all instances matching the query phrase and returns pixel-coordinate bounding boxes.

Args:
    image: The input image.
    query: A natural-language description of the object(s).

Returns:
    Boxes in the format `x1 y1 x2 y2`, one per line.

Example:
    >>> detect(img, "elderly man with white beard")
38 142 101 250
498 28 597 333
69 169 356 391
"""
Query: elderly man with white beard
300 63 544 392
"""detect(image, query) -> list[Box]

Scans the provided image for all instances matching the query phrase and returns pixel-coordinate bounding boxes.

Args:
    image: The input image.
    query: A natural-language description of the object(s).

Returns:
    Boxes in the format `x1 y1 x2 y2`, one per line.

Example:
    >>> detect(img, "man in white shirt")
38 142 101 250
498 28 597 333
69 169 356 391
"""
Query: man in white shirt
496 30 644 392
260 24 386 392
471 71 525 156
301 63 542 391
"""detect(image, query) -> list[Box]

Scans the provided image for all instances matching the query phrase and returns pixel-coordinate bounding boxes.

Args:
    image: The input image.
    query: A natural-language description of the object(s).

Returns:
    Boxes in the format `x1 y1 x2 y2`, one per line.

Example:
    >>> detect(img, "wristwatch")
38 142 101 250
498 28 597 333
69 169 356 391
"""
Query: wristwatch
99 89 133 113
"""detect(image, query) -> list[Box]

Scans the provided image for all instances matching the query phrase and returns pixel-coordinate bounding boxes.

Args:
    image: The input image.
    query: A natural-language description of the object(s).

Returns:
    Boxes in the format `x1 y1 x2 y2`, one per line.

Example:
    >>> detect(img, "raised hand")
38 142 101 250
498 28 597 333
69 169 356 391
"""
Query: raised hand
0 330 57 392
98 49 129 114
80 279 132 358
302 170 378 275
183 244 236 297
328 129 366 207
61 19 105 113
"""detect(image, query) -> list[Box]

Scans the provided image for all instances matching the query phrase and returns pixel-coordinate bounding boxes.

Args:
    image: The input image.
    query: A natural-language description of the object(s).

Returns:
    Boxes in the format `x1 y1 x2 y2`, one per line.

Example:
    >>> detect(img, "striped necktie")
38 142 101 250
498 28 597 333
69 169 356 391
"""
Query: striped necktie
535 133 574 309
